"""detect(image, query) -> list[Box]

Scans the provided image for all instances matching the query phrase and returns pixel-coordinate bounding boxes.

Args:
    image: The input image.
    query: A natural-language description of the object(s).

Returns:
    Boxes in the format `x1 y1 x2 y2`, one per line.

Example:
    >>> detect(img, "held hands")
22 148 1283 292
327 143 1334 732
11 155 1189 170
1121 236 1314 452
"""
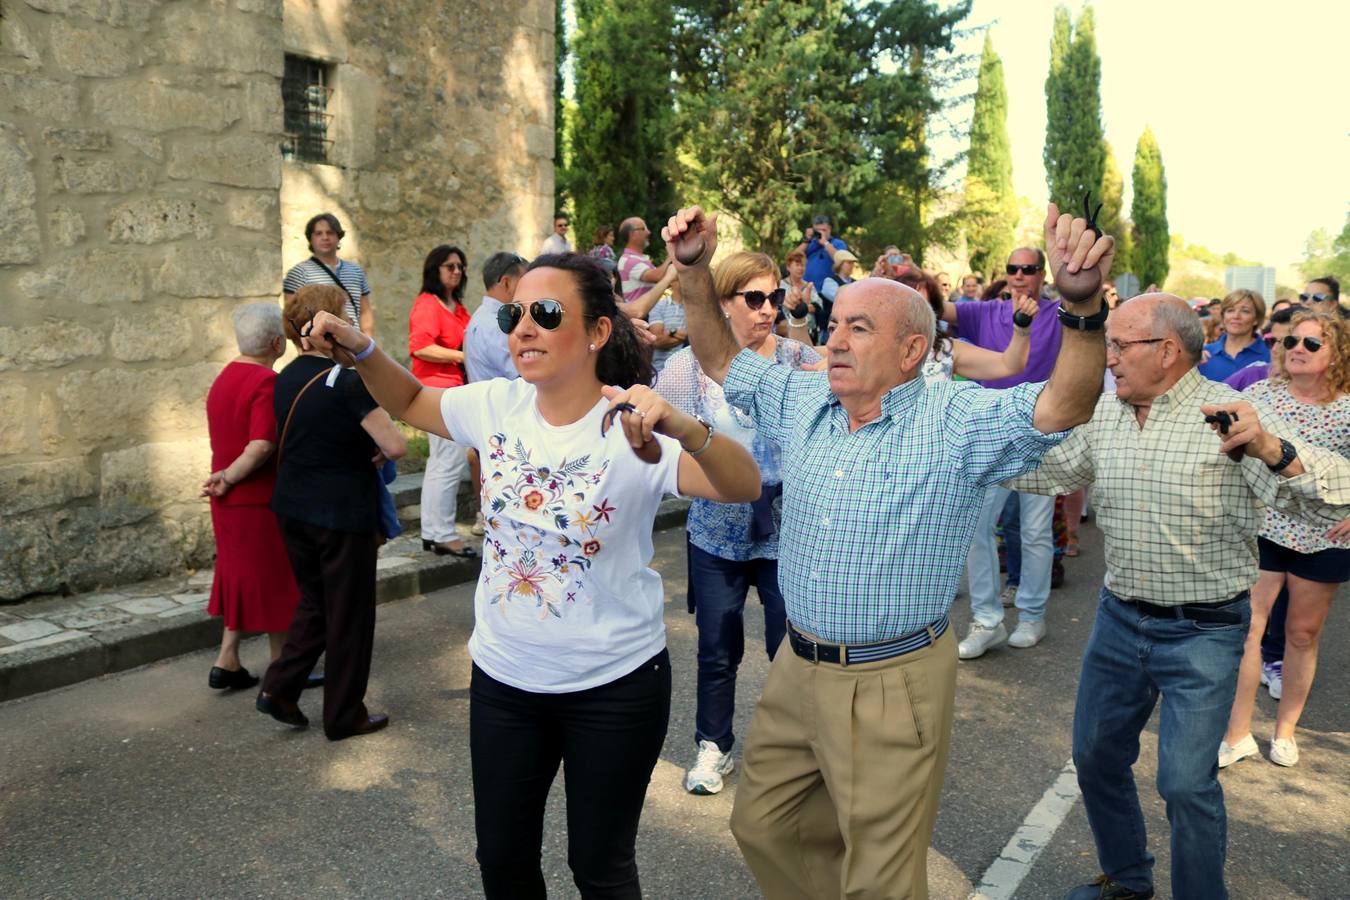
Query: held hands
1043 202 1115 304
600 384 703 464
663 207 718 269
1200 401 1281 462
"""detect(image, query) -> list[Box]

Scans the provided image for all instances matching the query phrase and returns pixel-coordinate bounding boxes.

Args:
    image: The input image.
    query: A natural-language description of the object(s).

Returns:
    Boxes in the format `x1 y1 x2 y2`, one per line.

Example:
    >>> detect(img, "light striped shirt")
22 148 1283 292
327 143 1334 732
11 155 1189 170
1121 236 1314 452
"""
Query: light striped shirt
1011 368 1350 605
724 349 1068 643
283 258 371 326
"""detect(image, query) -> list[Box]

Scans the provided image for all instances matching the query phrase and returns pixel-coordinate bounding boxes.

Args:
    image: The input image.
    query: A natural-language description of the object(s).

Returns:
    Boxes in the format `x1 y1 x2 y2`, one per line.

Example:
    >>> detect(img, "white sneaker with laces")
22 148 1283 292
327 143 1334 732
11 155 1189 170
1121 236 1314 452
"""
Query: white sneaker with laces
958 622 1007 660
1260 660 1283 700
685 740 735 795
1008 619 1046 649
1269 736 1299 767
1218 733 1259 768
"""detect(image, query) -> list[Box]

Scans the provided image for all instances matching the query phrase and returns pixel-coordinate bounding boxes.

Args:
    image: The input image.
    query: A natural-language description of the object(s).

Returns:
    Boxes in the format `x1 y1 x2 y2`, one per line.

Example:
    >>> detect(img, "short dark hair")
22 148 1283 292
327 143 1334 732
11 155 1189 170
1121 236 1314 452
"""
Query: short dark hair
1008 246 1046 269
420 244 467 302
527 253 655 388
482 251 526 290
304 212 345 249
1310 275 1341 300
812 214 830 226
617 221 638 247
553 212 569 223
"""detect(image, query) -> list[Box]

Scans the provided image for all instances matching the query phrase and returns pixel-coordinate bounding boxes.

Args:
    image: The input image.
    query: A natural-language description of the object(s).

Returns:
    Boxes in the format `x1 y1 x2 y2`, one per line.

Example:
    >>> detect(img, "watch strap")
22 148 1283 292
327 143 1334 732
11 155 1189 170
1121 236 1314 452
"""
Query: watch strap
686 417 716 457
1056 304 1109 332
1268 438 1297 473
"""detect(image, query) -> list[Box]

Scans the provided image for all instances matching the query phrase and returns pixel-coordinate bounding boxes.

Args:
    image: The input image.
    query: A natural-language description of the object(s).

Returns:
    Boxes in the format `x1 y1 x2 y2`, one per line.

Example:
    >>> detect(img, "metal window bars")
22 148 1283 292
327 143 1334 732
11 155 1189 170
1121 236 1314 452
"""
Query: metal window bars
281 55 333 163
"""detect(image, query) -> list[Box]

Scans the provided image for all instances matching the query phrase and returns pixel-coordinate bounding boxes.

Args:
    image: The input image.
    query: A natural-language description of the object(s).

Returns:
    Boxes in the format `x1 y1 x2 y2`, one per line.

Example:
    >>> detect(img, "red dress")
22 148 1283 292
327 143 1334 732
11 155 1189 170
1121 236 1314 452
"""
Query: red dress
205 361 301 632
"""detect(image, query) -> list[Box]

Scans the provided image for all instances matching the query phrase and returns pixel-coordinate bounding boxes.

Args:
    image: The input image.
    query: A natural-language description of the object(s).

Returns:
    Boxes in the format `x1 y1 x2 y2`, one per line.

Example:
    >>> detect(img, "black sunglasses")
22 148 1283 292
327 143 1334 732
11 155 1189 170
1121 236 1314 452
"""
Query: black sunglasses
1299 292 1333 303
1006 263 1043 276
734 288 786 310
497 299 597 334
1282 335 1324 353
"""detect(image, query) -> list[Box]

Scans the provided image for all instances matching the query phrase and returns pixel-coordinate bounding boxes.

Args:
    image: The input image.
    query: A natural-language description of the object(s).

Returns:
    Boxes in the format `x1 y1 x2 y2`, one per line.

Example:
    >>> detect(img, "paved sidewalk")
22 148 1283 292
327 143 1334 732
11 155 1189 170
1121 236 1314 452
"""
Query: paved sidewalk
0 472 688 702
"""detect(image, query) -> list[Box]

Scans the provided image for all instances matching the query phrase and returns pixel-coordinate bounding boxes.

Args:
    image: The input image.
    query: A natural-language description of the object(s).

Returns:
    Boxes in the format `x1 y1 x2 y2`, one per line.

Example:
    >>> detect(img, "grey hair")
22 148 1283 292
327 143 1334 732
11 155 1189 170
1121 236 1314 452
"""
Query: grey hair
232 302 284 356
1150 297 1205 364
896 289 936 357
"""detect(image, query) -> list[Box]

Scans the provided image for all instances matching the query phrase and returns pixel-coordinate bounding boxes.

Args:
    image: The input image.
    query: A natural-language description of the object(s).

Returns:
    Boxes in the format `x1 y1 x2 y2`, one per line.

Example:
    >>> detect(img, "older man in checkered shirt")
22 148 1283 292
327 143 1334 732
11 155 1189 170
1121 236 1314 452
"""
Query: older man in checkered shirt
1009 294 1350 900
666 202 1115 899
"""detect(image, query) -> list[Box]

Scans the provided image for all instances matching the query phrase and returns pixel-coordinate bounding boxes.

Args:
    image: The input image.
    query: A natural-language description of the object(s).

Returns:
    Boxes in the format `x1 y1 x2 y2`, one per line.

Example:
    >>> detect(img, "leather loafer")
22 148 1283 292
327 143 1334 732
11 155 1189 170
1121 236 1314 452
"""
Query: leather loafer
209 666 260 691
304 672 325 690
256 692 308 729
329 713 389 741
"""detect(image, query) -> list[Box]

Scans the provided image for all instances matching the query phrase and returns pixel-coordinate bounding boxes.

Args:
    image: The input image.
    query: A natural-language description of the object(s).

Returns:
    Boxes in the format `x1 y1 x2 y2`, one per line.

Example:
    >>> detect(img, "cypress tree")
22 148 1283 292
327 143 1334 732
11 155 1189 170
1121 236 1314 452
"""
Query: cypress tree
1131 127 1169 289
553 0 568 215
964 34 1017 278
1043 6 1104 213
1097 141 1133 276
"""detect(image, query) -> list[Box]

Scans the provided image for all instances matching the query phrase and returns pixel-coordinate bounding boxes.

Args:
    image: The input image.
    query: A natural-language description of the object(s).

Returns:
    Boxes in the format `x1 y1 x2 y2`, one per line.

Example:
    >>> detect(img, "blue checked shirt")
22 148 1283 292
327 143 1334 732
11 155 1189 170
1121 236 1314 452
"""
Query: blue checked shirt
723 349 1070 643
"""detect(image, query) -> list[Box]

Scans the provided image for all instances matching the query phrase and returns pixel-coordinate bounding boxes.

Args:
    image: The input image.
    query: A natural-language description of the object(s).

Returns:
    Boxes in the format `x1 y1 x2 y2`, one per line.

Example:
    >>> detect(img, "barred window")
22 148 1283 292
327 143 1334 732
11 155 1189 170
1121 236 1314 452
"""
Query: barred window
281 55 333 164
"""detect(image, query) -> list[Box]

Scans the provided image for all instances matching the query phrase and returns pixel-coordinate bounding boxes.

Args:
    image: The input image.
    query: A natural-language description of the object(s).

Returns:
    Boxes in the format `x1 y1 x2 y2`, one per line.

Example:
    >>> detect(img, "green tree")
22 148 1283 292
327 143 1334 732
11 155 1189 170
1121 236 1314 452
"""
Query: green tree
1043 5 1104 213
1301 212 1350 285
1097 141 1133 276
1130 127 1169 288
553 0 568 216
963 34 1017 278
568 0 677 256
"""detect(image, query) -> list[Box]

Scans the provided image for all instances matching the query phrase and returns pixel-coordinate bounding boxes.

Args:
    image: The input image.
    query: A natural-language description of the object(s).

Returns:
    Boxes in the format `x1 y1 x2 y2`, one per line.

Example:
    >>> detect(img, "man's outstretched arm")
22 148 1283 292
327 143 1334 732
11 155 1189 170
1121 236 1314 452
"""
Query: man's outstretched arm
662 206 739 385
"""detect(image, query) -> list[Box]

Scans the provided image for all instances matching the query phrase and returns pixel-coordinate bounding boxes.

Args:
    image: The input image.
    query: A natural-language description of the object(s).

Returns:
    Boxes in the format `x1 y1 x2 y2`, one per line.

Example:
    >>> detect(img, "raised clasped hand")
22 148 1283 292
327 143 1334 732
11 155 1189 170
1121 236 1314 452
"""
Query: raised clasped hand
1012 292 1040 321
302 310 364 366
1043 200 1115 304
662 206 718 269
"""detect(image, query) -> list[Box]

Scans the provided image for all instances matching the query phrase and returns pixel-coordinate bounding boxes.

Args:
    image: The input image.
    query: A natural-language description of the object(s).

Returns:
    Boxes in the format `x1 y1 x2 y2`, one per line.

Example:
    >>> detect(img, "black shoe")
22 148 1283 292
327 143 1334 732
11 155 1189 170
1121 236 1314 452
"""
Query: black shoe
304 672 325 690
256 692 308 729
1064 874 1154 900
422 538 479 559
209 666 260 691
328 713 390 742
1051 558 1066 589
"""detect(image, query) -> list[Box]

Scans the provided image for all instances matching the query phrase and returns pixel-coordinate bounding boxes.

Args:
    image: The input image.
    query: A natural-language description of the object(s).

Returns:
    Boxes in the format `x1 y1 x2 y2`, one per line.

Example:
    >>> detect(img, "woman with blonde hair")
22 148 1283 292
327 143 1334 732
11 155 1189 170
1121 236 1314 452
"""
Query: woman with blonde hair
655 250 819 796
1220 311 1350 768
1199 288 1269 381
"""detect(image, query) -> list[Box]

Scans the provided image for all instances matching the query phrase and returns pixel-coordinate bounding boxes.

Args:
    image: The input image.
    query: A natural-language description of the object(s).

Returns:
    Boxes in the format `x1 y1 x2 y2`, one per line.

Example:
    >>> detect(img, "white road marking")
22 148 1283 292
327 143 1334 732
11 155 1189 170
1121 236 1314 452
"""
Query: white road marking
968 757 1082 900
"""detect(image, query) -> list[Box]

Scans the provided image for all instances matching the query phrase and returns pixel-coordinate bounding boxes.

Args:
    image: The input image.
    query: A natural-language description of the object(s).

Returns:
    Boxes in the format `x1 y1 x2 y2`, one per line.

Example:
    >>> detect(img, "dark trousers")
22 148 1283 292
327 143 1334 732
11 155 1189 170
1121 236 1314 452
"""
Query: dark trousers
263 516 378 739
688 540 786 753
1260 587 1288 663
470 650 672 900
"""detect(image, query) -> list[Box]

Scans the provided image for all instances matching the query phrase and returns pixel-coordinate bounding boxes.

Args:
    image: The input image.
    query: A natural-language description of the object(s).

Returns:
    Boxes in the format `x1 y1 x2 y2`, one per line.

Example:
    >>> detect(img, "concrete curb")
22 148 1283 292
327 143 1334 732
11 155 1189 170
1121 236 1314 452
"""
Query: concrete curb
0 497 690 703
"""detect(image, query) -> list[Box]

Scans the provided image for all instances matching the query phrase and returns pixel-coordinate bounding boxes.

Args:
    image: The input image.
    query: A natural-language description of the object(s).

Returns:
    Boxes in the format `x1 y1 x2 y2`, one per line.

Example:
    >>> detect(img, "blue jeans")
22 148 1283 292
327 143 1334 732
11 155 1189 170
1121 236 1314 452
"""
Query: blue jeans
967 487 1054 626
688 539 786 753
1000 493 1021 587
1073 588 1249 899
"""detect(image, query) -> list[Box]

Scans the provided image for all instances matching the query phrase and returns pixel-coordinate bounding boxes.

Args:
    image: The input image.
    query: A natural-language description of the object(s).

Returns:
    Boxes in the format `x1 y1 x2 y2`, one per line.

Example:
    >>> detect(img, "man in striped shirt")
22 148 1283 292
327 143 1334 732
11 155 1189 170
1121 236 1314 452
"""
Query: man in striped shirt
617 216 671 304
283 213 374 335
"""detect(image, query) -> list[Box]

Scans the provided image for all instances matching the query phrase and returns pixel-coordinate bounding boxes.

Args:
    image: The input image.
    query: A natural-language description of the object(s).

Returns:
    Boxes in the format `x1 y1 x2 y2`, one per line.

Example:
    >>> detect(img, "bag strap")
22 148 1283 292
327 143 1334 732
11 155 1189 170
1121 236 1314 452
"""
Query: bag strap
276 368 331 471
309 256 360 317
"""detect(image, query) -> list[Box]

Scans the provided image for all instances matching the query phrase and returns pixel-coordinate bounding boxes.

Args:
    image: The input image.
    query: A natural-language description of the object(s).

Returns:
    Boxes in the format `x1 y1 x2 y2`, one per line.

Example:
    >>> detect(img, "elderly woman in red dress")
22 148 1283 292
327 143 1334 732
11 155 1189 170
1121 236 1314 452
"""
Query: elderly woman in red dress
201 303 302 689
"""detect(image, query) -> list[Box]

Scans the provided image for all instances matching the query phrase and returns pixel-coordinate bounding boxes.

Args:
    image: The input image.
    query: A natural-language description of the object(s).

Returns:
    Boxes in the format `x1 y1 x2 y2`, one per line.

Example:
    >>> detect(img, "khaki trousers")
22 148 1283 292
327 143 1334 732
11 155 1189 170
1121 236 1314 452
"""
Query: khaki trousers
730 627 957 900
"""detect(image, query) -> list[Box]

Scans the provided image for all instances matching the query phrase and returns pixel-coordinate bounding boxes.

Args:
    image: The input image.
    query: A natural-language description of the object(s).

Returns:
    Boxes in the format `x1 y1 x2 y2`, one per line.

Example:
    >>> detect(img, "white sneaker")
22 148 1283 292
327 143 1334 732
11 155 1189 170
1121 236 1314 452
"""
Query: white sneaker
685 739 735 795
1218 733 1259 768
1260 660 1283 700
999 584 1018 607
1007 619 1046 649
958 622 1007 660
1269 736 1299 767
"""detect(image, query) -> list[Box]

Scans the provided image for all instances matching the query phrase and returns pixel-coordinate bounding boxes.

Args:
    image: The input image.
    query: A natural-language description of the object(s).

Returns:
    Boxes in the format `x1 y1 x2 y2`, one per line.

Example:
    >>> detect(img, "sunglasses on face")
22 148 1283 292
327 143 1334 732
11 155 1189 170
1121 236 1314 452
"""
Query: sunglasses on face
1283 335 1324 353
497 299 598 334
1006 264 1043 276
1263 334 1279 346
734 288 786 310
441 262 465 272
1300 292 1333 303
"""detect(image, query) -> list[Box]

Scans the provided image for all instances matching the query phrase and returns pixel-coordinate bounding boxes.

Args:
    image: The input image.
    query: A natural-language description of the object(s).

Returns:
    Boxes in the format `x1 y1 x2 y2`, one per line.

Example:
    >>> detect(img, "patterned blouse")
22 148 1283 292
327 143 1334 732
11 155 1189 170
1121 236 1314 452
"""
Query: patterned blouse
1245 378 1350 554
655 338 821 561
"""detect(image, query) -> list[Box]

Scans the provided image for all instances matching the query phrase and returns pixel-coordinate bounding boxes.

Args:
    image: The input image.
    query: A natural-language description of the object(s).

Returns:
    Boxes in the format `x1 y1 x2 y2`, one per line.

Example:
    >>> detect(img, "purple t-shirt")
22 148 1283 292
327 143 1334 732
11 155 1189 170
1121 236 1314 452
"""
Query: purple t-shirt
1224 363 1271 392
955 297 1062 388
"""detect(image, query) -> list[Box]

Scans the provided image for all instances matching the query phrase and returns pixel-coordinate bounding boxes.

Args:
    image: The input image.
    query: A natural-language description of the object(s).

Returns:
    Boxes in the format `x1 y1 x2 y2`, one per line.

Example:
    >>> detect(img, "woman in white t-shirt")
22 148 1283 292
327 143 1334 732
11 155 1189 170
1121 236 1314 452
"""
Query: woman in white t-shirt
303 253 759 900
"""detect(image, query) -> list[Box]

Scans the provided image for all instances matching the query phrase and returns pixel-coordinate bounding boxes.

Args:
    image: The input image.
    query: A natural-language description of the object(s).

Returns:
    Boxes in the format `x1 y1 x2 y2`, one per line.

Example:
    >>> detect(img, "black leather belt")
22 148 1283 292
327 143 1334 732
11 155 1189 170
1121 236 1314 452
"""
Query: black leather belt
1117 592 1247 625
787 616 948 667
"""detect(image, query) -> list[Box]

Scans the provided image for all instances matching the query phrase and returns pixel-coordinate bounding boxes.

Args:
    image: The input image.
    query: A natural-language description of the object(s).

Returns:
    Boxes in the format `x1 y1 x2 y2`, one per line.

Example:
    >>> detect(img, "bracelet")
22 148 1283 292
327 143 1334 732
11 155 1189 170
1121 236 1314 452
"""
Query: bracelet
1056 304 1109 332
683 417 716 457
784 313 810 328
351 334 377 362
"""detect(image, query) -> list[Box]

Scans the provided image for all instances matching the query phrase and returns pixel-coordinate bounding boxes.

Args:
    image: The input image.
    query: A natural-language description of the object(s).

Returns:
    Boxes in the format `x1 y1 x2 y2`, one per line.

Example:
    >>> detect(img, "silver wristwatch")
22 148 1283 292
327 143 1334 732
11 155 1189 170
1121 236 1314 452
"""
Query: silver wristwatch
686 416 716 457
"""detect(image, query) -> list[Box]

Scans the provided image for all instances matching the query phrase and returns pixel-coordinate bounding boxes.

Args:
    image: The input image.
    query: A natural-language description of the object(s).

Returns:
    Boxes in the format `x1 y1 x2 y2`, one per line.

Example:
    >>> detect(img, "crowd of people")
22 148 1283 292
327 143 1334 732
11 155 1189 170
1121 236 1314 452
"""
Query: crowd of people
196 203 1350 900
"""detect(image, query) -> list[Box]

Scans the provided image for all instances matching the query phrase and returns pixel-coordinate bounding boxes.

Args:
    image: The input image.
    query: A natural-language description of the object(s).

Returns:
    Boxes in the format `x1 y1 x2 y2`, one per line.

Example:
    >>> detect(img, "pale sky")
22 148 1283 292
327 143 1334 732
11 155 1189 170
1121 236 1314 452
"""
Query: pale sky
936 0 1350 268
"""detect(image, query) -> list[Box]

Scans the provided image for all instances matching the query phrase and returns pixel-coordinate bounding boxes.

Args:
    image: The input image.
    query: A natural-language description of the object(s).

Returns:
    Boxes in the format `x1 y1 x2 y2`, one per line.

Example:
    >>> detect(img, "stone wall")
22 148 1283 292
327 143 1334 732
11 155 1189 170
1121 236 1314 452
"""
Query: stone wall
0 0 555 600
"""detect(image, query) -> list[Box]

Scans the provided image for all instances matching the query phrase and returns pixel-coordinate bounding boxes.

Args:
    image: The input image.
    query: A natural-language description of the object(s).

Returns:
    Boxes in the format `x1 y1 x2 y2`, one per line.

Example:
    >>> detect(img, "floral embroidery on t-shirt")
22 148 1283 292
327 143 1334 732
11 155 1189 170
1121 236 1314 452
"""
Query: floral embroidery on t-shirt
480 432 615 620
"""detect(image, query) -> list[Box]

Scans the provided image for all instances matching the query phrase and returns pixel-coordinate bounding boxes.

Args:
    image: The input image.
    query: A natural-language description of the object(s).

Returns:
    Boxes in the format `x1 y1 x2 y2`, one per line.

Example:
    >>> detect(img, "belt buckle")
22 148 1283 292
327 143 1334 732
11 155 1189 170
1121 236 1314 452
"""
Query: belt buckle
808 639 819 664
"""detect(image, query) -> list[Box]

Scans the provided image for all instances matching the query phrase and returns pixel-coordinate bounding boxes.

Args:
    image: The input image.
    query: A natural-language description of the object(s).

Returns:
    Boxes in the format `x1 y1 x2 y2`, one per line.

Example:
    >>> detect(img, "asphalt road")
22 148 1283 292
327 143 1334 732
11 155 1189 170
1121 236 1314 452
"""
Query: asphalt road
1 523 1346 899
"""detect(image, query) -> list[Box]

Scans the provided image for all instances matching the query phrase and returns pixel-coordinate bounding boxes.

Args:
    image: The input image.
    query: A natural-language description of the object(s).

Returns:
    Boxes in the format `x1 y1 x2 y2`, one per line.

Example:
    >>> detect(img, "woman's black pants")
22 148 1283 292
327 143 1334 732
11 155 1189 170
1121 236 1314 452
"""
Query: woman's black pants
470 649 672 899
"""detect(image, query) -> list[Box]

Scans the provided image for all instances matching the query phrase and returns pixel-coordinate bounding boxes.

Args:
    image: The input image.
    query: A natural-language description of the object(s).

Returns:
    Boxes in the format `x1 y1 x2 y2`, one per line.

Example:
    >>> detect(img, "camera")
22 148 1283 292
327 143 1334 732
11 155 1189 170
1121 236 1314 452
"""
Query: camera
805 228 818 242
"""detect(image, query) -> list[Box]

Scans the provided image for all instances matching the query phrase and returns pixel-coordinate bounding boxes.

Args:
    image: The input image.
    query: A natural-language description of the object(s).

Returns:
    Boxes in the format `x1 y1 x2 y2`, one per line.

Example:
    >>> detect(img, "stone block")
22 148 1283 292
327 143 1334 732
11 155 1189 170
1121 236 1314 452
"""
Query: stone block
0 122 40 264
48 207 86 247
55 155 155 194
56 363 219 445
121 132 163 161
23 0 161 28
239 76 283 134
0 13 42 70
151 244 279 298
0 620 62 643
48 18 137 77
113 596 178 616
56 607 134 631
0 74 80 121
167 134 280 190
0 457 98 516
0 505 96 600
236 0 282 16
108 309 200 363
90 81 241 133
0 320 104 372
18 249 145 306
159 4 283 77
225 191 277 232
0 382 31 456
107 197 214 244
524 123 553 160
359 171 401 212
100 440 212 515
43 128 112 152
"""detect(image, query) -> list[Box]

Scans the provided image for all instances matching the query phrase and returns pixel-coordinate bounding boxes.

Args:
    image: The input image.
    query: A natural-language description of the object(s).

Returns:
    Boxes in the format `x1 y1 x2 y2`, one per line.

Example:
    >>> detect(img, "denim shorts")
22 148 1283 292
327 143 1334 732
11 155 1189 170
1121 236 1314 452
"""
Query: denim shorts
1258 536 1350 584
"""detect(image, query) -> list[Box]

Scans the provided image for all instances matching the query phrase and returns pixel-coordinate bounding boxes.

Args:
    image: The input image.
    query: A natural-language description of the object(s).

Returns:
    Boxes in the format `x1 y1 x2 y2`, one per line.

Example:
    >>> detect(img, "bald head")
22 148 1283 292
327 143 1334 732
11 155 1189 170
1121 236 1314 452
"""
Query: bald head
1115 293 1205 364
617 217 649 251
835 277 935 351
